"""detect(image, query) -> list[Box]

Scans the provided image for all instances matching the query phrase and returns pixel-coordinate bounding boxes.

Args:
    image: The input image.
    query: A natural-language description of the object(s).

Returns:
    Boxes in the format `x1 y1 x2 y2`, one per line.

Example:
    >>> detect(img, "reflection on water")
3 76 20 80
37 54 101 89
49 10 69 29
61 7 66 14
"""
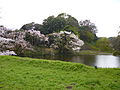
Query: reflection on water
95 55 120 68
34 55 120 68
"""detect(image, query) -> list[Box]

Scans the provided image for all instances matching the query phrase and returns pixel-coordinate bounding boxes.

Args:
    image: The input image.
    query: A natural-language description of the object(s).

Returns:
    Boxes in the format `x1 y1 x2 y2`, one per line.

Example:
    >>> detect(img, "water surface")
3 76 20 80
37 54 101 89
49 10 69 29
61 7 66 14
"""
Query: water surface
34 55 120 68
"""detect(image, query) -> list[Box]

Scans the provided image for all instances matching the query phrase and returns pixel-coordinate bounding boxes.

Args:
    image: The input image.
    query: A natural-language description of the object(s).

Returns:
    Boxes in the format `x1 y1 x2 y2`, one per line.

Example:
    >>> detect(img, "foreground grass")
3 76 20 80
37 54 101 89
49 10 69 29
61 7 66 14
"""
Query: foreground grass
0 56 120 90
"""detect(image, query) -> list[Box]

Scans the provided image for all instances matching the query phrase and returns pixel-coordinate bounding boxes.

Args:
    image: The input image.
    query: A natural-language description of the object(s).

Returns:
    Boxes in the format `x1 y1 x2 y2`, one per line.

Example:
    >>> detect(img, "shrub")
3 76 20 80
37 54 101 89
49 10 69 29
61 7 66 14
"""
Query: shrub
113 51 120 56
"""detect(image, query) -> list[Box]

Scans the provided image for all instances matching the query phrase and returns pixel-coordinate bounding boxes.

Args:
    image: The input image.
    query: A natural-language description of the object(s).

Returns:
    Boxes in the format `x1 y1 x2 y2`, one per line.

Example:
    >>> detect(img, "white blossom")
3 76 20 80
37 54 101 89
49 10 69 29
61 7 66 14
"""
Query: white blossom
0 50 17 55
0 37 15 41
49 31 84 52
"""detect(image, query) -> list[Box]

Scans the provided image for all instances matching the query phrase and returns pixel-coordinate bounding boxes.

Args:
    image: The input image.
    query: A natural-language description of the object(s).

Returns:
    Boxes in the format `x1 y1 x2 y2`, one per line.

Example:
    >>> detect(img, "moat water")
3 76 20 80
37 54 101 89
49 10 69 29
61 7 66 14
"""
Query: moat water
33 55 120 68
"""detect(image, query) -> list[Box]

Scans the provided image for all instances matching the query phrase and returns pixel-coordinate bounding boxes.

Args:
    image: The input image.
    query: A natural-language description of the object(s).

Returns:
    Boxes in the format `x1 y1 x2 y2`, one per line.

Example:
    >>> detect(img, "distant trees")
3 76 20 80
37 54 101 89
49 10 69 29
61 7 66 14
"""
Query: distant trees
109 26 120 55
112 36 120 51
110 36 120 55
95 38 113 52
20 13 98 44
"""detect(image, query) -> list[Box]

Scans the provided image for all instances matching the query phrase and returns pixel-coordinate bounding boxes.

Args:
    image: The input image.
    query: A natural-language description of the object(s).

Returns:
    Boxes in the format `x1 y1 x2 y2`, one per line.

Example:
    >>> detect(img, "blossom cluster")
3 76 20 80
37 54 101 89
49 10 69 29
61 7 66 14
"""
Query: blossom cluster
48 31 84 52
0 26 84 55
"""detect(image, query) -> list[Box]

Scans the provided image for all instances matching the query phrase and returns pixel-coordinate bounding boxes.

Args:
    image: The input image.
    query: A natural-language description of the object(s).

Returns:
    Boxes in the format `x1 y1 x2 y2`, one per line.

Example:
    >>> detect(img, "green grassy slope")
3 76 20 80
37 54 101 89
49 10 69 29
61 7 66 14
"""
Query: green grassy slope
0 56 120 90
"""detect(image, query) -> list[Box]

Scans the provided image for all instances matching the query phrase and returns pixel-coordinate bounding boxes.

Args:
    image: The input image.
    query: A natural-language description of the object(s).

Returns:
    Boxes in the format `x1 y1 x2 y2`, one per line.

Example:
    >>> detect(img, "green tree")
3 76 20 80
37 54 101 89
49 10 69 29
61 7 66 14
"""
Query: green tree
58 13 79 28
20 13 80 35
79 20 97 34
63 25 80 38
111 27 120 55
41 13 79 35
79 20 98 43
79 30 96 43
95 37 113 52
20 22 42 31
41 16 67 34
111 36 120 51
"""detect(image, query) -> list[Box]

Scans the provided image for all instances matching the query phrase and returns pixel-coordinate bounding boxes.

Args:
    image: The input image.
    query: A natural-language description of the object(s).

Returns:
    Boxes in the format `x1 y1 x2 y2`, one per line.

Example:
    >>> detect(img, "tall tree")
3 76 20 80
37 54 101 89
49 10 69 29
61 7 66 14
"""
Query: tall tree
79 20 98 43
20 13 80 35
57 13 79 28
79 20 97 34
41 16 67 34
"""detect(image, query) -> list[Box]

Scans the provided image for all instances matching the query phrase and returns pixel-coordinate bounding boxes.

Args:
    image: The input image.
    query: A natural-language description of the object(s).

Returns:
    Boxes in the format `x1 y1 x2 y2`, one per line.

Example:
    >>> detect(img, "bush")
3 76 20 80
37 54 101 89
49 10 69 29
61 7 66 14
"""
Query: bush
113 51 120 56
63 25 80 38
81 43 99 51
95 38 113 52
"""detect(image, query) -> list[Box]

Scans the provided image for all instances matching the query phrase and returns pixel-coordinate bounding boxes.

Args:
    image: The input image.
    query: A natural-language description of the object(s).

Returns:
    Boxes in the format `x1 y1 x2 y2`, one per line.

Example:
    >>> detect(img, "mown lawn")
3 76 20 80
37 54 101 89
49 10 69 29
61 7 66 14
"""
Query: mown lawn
0 56 120 90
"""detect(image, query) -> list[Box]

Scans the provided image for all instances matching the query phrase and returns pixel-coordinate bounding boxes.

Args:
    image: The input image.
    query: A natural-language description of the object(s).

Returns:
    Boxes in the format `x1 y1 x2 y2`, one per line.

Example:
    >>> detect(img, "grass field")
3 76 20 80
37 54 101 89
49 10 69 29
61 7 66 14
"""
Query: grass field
0 56 120 90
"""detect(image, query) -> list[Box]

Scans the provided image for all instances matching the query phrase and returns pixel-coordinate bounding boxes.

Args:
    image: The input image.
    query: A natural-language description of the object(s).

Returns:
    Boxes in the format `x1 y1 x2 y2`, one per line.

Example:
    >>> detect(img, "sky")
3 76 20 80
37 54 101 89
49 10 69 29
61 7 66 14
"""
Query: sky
0 0 120 37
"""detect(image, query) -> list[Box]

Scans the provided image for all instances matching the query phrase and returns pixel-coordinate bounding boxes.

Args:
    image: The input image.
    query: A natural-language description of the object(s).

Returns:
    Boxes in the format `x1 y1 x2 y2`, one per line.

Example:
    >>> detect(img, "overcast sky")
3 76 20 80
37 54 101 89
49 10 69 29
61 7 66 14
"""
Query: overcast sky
0 0 120 37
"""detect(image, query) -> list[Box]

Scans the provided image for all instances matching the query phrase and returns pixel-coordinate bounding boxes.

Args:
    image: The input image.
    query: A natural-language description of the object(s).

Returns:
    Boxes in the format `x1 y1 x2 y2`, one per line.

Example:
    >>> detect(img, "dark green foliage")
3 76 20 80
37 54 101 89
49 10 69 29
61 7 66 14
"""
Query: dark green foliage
34 23 43 30
113 51 120 56
41 14 98 43
21 22 34 30
41 16 67 34
79 30 97 43
20 22 42 31
58 13 79 28
79 20 98 43
79 20 97 34
41 13 79 35
20 13 78 35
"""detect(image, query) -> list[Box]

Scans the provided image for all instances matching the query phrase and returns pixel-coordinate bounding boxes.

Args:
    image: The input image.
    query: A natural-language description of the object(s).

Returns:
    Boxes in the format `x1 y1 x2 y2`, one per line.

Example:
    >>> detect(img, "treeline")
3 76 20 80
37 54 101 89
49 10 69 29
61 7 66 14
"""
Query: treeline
1 13 120 57
110 35 120 55
20 13 114 53
21 13 97 43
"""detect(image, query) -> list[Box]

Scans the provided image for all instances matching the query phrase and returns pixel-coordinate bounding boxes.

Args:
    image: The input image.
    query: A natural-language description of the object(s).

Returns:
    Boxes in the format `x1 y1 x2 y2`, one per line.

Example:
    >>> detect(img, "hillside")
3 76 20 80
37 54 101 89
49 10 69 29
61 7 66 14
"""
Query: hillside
0 56 120 90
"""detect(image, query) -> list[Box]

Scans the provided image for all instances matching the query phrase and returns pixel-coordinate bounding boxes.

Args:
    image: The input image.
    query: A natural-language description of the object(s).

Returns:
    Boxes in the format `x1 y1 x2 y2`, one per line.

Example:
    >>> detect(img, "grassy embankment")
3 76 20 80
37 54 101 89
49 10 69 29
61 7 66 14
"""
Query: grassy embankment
0 56 120 90
79 50 112 55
